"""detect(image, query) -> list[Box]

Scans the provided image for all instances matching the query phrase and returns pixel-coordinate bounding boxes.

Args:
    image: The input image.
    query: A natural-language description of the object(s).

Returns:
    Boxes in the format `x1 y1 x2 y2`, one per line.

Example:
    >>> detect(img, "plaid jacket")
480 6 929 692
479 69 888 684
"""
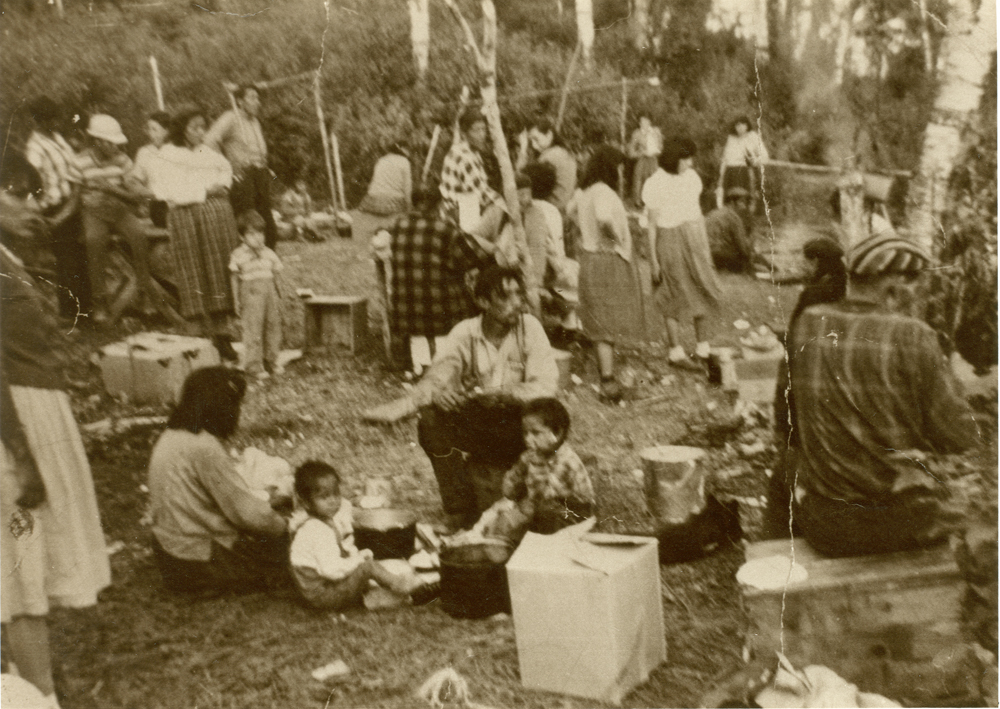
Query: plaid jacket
388 210 491 340
437 137 499 225
502 443 594 508
789 300 978 502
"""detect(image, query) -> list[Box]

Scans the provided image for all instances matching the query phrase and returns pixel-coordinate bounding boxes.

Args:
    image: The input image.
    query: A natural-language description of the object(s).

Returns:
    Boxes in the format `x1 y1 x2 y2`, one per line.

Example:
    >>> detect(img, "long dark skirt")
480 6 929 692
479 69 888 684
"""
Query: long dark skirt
168 197 239 319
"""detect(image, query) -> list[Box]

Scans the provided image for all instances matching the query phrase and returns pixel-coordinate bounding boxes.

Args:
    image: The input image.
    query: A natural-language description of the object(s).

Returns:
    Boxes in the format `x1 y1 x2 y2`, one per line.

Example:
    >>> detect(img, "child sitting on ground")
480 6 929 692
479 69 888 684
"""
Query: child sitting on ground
289 461 436 610
229 211 285 380
470 398 595 547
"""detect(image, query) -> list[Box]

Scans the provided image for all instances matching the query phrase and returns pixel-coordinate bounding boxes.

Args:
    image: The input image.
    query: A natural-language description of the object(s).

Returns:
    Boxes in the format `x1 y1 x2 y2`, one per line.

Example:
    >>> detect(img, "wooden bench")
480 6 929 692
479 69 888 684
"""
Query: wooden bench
303 295 368 354
741 538 968 703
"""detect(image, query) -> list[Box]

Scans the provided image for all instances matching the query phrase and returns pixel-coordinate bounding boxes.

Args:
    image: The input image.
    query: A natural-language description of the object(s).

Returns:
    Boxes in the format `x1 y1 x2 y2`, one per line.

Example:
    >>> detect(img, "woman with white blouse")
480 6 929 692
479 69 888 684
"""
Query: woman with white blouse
158 108 240 340
643 137 721 370
717 116 769 208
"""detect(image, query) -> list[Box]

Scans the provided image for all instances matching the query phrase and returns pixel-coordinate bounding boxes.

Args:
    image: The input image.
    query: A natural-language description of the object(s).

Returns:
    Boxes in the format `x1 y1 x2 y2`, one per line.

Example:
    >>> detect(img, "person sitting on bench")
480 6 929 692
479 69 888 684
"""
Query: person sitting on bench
769 232 980 557
414 265 559 533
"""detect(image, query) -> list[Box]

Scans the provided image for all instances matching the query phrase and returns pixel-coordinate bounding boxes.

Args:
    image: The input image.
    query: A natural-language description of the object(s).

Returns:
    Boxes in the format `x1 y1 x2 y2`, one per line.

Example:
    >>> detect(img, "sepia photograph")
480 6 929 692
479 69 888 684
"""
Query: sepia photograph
0 0 996 706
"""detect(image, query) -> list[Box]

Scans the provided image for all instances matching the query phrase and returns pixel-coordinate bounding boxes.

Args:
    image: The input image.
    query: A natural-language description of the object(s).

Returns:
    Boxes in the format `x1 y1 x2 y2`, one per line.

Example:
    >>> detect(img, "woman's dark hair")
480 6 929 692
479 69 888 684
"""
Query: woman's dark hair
294 460 340 505
522 161 557 201
234 85 258 101
148 111 171 129
459 108 486 135
659 137 697 174
474 264 524 302
803 237 846 277
530 117 564 148
580 145 624 190
167 367 247 439
523 397 571 447
169 107 206 147
236 210 266 235
730 116 752 134
28 96 63 128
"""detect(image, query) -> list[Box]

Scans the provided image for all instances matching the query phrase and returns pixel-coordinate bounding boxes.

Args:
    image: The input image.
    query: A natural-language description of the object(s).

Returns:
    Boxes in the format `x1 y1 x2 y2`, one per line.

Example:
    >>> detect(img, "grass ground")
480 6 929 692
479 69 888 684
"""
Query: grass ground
41 224 993 709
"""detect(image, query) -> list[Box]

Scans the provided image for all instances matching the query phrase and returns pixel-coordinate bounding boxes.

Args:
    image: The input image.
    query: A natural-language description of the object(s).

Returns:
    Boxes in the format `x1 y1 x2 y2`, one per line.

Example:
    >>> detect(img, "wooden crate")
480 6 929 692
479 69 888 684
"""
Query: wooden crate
742 538 965 698
303 296 368 354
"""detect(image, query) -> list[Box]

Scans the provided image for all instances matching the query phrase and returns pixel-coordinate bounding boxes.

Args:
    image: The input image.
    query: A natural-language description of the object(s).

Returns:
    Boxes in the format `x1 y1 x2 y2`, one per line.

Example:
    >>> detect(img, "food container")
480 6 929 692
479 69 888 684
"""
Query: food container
353 509 417 560
439 540 512 619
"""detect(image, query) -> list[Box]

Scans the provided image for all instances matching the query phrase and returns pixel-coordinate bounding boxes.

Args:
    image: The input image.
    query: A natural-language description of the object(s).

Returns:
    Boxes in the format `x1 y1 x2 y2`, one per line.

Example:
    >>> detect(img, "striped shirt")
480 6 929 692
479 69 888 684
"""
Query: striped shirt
73 148 133 210
24 131 79 210
789 300 979 503
229 243 282 282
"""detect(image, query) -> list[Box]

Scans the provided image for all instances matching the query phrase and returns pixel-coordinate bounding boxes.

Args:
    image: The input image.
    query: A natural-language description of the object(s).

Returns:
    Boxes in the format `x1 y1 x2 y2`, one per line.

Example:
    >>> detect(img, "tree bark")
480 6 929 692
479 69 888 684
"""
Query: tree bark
408 0 431 82
442 0 538 309
905 0 996 252
631 0 650 52
576 0 595 71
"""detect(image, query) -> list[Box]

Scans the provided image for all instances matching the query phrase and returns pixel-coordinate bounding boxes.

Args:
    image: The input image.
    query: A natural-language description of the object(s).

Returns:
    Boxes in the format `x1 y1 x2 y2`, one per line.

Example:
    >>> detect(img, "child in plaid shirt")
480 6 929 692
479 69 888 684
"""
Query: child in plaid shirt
471 398 595 545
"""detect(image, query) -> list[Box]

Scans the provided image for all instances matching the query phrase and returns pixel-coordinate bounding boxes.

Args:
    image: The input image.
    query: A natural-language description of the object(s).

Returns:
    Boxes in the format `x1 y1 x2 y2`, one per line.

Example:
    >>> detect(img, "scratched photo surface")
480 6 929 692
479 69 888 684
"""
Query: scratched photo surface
0 0 996 707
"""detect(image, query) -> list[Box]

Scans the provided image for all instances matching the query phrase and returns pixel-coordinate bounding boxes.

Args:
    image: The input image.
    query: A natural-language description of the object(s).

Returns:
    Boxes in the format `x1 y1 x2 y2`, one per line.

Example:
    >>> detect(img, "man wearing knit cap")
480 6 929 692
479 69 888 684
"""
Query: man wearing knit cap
777 232 979 557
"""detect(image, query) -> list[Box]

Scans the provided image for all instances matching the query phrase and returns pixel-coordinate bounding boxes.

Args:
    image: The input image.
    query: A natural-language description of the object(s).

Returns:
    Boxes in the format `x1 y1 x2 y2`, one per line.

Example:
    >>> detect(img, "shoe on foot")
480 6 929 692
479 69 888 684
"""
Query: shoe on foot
254 371 270 381
695 341 712 359
599 378 623 403
410 580 441 606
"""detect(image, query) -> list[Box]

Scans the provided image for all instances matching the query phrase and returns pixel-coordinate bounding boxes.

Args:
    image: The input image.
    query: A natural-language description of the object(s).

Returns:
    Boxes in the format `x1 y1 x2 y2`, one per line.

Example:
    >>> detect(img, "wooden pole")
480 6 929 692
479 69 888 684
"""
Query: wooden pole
618 76 628 200
150 57 165 111
313 80 339 212
331 132 347 212
555 42 582 133
421 124 442 188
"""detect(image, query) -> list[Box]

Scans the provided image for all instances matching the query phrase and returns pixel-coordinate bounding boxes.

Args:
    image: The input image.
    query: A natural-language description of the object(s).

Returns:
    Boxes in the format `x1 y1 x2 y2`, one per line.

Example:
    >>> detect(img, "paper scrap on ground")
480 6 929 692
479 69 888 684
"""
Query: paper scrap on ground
736 555 808 590
311 660 350 681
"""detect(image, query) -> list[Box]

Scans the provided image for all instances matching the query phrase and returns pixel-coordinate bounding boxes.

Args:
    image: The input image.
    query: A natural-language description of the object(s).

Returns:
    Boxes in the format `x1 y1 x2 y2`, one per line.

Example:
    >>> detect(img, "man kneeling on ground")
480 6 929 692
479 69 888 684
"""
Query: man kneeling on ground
768 232 980 557
414 265 559 532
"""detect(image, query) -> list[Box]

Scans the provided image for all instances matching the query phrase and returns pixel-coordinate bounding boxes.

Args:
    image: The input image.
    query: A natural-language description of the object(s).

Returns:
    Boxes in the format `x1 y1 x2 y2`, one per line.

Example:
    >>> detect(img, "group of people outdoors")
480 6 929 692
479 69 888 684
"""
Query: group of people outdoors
0 84 986 707
22 88 283 369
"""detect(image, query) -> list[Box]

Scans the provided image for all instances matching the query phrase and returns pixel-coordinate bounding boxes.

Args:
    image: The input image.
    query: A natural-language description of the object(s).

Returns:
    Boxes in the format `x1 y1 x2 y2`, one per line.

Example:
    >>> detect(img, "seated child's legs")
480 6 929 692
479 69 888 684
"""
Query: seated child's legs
476 499 531 547
294 559 420 610
530 498 594 535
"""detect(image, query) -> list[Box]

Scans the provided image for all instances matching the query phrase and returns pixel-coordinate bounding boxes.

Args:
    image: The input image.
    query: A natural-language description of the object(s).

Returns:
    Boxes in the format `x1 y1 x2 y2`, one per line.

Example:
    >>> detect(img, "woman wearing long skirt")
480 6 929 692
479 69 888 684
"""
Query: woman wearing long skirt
643 137 721 370
569 145 643 402
1 153 110 708
159 108 240 344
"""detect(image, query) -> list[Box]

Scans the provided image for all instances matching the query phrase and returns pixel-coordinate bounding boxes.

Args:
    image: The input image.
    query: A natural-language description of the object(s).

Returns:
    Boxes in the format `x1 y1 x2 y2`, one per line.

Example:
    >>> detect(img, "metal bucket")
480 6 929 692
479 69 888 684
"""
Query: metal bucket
353 508 417 560
440 541 512 619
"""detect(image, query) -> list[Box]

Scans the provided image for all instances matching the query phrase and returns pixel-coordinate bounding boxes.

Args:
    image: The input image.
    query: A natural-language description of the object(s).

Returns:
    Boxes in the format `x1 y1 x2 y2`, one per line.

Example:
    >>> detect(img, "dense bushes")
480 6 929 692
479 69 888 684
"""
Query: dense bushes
0 0 765 204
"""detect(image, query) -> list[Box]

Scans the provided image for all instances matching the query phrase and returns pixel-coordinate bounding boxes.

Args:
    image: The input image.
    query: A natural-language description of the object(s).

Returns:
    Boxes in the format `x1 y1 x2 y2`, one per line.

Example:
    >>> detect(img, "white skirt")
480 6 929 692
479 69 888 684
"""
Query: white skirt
1 387 111 621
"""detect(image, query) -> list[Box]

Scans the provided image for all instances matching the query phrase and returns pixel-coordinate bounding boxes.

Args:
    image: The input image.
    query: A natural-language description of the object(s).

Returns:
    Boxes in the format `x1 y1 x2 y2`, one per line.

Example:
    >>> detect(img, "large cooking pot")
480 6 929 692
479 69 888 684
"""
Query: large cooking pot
353 508 417 560
440 540 512 619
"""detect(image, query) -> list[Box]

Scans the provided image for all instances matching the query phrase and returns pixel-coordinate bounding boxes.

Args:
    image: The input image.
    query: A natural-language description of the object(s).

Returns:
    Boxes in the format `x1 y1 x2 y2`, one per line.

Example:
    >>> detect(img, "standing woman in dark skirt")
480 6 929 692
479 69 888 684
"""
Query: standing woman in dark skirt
643 137 721 370
569 145 644 402
158 108 240 346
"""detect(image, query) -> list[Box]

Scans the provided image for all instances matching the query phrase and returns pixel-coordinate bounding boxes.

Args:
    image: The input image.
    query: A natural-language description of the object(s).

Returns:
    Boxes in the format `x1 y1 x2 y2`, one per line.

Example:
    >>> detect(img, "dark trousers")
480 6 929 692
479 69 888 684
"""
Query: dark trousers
49 209 92 318
152 534 291 596
795 486 956 558
417 400 525 527
230 166 278 249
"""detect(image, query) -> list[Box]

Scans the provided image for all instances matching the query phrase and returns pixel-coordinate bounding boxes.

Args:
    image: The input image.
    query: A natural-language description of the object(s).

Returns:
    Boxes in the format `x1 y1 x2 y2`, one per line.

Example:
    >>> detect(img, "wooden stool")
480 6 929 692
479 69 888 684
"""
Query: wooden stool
741 538 966 702
303 296 368 354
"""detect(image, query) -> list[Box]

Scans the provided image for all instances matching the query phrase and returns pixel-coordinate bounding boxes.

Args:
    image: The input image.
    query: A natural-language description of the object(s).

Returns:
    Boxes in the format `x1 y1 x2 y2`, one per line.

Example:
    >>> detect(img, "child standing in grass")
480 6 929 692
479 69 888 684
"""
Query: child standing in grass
289 461 436 610
229 210 284 380
472 398 595 545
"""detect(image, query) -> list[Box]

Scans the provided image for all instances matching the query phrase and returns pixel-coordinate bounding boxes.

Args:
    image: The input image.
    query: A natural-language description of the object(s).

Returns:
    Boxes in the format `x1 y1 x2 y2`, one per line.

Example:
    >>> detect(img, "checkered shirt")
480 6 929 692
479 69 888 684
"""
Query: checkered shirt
502 443 594 509
388 210 491 340
437 137 499 224
789 300 979 503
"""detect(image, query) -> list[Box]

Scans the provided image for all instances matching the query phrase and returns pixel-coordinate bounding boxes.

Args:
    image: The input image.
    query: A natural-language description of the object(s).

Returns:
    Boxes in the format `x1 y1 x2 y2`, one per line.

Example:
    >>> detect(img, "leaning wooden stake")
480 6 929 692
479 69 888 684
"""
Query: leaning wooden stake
331 132 347 211
150 57 165 111
421 124 442 188
555 42 582 133
443 0 538 310
313 79 339 212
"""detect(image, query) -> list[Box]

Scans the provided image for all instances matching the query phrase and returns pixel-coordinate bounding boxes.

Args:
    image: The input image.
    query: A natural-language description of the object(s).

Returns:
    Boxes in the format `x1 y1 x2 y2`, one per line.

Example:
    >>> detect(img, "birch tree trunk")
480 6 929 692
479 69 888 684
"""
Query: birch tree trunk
442 0 538 309
576 0 595 71
905 0 996 252
408 0 431 82
632 0 650 52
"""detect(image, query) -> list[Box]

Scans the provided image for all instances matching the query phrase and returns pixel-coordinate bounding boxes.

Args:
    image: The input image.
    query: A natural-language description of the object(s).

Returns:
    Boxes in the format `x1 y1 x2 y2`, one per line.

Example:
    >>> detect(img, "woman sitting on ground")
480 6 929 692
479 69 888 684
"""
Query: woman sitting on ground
148 367 289 596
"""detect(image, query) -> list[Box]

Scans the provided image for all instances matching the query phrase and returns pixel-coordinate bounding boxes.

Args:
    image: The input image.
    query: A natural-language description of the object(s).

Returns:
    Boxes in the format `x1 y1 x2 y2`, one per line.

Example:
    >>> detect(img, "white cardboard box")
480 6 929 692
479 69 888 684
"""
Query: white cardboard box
98 333 219 404
506 531 666 705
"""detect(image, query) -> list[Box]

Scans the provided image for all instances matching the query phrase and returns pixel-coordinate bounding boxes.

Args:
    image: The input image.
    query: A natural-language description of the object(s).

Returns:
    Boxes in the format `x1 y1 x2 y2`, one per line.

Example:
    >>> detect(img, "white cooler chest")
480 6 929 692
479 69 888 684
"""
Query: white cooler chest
506 531 666 705
98 333 220 404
